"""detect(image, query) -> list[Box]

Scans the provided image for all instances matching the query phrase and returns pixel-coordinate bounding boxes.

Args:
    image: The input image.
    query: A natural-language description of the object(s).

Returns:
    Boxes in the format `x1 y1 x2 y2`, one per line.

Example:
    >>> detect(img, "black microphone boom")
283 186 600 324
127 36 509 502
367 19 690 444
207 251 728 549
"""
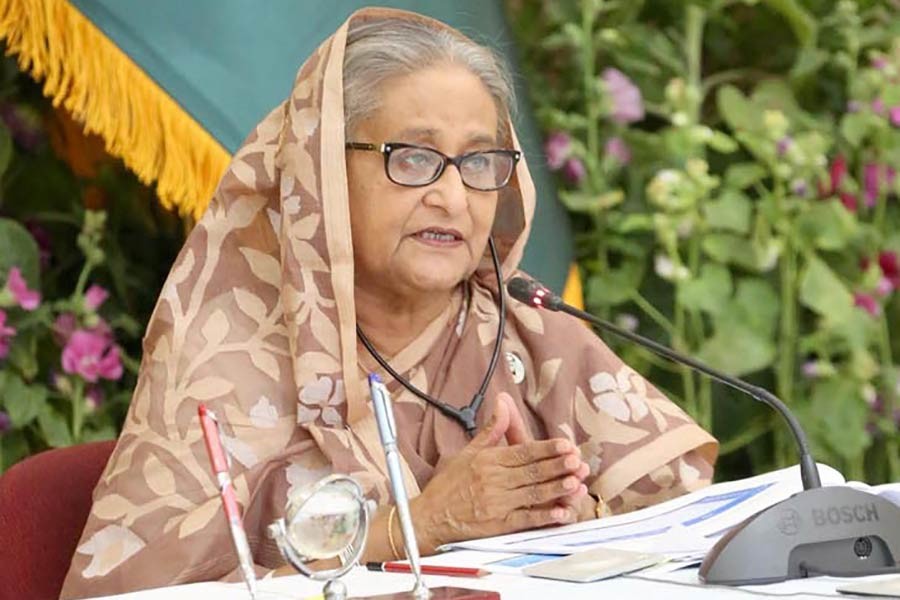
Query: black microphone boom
506 277 820 489
506 276 900 585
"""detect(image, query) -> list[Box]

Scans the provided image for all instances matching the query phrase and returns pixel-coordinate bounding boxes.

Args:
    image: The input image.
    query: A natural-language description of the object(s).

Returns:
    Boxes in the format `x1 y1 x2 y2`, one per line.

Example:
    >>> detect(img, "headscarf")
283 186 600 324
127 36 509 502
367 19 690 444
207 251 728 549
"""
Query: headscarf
61 8 717 599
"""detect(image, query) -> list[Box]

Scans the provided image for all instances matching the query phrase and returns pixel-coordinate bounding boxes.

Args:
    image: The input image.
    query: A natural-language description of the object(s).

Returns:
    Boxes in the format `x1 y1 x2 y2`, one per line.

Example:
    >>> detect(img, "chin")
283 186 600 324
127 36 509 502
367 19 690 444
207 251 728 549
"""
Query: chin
404 267 467 294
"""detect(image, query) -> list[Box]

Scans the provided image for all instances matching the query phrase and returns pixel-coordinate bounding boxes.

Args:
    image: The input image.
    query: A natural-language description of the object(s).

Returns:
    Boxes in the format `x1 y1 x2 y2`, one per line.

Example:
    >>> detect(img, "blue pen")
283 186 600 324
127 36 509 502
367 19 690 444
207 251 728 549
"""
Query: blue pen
368 374 428 597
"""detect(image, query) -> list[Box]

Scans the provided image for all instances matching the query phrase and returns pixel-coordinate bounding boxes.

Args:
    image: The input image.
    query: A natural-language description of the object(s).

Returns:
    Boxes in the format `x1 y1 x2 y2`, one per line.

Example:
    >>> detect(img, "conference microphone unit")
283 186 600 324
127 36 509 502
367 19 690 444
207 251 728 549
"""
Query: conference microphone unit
506 276 900 585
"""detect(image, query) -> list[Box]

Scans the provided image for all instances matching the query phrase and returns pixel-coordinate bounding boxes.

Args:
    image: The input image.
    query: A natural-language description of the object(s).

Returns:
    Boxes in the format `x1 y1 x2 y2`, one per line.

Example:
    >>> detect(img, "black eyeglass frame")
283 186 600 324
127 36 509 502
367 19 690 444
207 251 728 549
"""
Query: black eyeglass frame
345 142 521 192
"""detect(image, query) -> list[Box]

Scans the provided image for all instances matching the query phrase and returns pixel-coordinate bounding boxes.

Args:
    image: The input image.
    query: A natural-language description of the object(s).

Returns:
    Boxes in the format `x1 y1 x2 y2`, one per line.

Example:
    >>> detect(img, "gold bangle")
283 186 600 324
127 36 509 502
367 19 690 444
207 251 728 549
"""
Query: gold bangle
592 493 611 519
387 505 403 560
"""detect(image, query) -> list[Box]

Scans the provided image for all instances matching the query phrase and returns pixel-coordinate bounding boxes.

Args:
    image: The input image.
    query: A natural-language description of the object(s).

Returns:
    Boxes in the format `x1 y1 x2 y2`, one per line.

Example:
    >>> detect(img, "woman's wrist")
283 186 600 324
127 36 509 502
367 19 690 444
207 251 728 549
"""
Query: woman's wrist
409 495 440 555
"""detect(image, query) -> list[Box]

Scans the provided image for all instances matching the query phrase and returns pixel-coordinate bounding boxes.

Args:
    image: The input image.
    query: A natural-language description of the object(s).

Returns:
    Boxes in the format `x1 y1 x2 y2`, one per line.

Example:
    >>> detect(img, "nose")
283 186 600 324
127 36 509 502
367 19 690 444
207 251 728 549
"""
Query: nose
422 164 469 214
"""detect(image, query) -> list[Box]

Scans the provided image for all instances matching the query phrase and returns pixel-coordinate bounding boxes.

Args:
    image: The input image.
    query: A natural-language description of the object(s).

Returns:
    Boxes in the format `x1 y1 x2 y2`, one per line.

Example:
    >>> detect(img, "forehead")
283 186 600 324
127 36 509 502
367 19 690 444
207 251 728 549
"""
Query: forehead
363 64 500 145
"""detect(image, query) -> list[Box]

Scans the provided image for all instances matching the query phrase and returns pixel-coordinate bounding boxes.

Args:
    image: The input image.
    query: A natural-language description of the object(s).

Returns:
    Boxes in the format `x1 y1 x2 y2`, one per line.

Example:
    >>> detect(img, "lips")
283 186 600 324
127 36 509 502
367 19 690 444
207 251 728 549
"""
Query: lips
412 227 464 244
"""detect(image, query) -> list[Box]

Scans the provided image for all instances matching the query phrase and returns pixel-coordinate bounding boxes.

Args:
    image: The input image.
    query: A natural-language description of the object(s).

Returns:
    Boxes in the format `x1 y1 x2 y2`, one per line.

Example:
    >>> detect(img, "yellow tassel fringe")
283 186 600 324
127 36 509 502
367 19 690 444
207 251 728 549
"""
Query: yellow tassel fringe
0 0 230 219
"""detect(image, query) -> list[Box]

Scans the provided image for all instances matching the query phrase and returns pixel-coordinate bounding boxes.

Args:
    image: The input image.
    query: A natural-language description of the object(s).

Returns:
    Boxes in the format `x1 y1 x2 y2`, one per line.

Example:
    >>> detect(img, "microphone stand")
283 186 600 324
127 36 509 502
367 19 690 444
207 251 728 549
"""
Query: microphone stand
507 277 900 585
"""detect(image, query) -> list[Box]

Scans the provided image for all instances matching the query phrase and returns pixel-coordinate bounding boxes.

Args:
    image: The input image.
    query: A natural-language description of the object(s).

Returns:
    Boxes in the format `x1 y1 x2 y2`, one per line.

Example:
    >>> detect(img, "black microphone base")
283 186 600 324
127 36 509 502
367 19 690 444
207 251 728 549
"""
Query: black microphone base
699 486 900 585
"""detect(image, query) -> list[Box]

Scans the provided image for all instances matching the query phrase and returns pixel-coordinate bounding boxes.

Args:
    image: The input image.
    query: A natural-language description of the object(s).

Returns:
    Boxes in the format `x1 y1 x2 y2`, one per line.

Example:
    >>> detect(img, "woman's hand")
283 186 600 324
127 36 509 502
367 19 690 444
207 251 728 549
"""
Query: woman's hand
410 393 590 553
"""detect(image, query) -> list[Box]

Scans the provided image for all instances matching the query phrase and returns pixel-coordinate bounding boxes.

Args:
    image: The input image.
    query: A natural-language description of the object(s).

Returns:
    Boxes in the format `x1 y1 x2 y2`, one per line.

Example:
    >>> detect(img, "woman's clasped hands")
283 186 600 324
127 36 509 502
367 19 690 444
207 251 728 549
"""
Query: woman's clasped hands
411 393 591 553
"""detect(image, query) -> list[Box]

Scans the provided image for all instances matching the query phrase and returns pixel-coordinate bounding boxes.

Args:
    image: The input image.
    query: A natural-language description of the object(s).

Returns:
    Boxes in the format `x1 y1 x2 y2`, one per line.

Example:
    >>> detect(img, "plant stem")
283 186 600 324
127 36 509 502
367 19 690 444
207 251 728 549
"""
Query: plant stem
719 416 771 455
685 4 706 124
775 239 799 468
877 315 900 480
631 292 677 336
582 1 600 170
73 260 94 299
72 378 85 444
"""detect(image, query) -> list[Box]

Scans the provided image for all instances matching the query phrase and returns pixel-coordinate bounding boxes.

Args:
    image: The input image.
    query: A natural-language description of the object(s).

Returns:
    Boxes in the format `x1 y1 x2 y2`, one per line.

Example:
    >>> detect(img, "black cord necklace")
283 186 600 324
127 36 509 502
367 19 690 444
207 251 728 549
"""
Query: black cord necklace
357 237 507 438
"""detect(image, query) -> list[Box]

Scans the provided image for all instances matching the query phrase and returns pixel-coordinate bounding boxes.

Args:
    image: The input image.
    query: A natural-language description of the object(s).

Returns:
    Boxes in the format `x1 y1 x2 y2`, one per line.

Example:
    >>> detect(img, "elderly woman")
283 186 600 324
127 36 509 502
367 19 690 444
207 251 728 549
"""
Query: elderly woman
61 8 717 598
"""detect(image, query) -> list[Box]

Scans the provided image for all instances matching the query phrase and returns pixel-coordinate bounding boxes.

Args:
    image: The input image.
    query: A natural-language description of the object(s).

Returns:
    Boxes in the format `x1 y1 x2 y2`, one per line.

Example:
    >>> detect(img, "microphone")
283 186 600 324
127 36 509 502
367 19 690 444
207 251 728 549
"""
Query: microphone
507 276 900 585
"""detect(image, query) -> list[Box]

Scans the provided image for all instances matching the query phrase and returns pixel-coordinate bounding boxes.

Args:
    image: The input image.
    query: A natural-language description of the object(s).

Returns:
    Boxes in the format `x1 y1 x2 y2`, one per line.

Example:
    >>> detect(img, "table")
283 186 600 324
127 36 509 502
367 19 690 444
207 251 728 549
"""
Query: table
89 563 899 599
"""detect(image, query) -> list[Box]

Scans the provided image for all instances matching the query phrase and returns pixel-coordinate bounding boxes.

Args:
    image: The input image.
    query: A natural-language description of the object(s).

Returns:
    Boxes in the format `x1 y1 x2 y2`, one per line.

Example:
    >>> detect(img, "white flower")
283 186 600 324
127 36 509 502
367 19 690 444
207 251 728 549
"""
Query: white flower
250 396 279 429
589 367 650 422
77 525 146 578
297 376 345 426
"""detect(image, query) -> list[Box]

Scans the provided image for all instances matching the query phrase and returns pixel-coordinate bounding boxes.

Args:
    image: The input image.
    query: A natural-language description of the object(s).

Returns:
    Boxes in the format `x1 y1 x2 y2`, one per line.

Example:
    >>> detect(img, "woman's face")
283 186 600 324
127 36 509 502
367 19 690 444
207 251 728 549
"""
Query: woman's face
346 63 501 301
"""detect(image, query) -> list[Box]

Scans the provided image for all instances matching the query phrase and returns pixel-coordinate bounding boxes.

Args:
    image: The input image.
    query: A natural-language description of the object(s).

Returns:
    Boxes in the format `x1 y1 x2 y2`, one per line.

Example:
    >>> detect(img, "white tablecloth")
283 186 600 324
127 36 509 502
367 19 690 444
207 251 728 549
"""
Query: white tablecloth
89 564 899 599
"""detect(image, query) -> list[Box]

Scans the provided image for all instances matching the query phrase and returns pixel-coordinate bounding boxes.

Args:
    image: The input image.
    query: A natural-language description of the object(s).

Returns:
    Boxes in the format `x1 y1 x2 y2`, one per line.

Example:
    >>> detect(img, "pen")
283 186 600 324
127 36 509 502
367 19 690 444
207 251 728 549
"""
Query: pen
367 562 489 578
198 403 258 600
368 374 428 596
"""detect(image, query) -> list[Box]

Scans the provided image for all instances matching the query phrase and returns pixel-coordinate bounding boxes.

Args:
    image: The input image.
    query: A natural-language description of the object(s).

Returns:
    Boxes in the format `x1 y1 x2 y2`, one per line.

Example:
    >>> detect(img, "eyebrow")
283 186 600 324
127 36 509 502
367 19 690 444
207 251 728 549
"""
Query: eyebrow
394 127 498 146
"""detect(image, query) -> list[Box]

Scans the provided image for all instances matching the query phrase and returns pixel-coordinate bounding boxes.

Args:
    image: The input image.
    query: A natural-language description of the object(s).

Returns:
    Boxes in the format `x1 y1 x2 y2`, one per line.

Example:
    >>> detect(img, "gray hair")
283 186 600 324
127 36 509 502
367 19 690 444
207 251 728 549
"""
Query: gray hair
343 17 516 142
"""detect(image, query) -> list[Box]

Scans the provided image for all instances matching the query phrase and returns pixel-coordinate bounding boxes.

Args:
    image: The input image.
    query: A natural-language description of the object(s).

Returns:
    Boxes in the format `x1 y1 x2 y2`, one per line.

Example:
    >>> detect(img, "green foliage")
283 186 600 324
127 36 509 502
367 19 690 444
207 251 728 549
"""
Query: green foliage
508 0 900 482
0 58 184 471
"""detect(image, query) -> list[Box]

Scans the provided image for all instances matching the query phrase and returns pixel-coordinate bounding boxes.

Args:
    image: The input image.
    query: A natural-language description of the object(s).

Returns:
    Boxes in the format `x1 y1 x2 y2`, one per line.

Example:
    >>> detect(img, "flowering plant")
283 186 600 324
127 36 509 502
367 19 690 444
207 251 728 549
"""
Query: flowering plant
509 0 900 482
0 59 183 471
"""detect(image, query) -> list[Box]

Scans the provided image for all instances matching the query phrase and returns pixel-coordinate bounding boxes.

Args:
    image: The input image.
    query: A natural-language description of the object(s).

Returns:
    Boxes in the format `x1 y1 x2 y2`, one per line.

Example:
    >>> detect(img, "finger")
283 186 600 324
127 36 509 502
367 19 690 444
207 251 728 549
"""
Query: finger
466 394 511 452
496 438 575 468
503 452 583 489
499 392 531 446
506 505 577 532
510 475 583 509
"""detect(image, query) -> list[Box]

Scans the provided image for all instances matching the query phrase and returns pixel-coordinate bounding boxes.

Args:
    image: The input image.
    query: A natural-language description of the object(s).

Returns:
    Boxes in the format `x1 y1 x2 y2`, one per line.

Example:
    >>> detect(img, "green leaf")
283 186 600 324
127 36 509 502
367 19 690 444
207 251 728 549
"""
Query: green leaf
38 406 73 448
6 330 39 381
840 112 873 148
0 374 46 427
677 264 733 316
707 131 739 154
795 202 858 251
717 86 763 134
807 378 871 461
730 278 780 338
0 218 41 288
585 259 645 307
696 321 776 376
705 190 753 234
790 46 828 79
559 190 600 214
1 430 30 471
761 0 817 47
725 163 767 189
799 256 854 320
611 213 655 234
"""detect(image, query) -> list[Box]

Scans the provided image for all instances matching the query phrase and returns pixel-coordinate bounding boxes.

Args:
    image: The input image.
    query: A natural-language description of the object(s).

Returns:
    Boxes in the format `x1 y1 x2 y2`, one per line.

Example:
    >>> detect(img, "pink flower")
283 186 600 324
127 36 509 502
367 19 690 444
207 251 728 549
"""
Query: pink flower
847 100 862 113
562 157 587 185
776 136 793 157
854 292 881 317
61 330 123 383
84 285 109 311
829 155 848 194
544 131 572 171
53 312 113 346
604 137 632 165
85 386 105 413
880 251 900 288
840 192 858 212
0 411 10 434
873 99 887 116
876 277 895 297
0 309 16 359
890 106 900 127
4 267 40 310
602 68 645 124
873 56 889 70
864 163 882 207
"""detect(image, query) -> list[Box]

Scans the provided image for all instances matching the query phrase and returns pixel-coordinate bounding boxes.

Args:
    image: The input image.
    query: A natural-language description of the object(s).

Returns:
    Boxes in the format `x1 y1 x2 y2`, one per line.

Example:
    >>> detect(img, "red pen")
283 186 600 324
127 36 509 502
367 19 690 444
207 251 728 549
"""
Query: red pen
198 404 258 599
367 561 489 578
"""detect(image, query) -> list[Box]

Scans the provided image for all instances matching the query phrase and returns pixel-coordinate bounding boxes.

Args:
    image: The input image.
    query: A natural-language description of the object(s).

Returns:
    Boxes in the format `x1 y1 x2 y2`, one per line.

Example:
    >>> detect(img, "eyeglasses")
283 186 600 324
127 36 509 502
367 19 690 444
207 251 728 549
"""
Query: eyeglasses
345 142 521 192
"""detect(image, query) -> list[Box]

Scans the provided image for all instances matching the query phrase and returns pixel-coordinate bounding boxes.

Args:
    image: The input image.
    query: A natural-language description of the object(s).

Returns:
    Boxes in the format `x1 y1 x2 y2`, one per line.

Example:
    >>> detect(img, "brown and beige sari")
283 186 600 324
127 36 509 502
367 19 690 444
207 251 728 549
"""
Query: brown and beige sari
61 8 717 599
